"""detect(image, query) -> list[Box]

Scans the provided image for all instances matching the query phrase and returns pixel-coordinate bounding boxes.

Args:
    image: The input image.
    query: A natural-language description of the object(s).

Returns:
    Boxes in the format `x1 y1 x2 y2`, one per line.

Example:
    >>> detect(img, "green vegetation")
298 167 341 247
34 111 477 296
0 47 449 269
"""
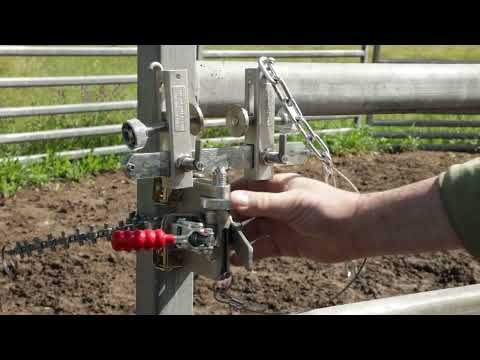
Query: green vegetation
1 45 480 196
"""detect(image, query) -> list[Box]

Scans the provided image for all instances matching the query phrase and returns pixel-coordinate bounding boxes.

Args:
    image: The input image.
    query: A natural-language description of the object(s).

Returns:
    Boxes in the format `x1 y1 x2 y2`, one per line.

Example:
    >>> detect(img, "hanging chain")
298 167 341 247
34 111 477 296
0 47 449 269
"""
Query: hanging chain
258 57 334 177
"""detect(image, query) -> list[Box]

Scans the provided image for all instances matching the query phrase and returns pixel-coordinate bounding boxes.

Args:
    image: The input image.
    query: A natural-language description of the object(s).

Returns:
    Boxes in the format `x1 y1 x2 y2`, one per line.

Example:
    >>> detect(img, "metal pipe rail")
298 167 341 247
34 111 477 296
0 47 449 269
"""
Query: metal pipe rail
1 145 131 164
0 115 352 145
0 101 137 118
368 45 480 147
376 59 480 64
370 119 480 128
0 125 122 145
200 49 366 59
0 46 137 56
0 75 137 88
0 127 354 161
373 131 480 140
301 284 480 315
197 61 480 117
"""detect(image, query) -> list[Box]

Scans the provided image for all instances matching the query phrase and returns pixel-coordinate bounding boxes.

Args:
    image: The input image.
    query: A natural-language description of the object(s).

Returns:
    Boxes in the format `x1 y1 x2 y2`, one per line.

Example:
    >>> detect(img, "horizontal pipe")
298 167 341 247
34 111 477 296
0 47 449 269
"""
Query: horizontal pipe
2 145 131 164
0 75 137 88
202 128 354 145
205 115 356 128
378 59 480 64
3 128 352 163
0 125 122 145
0 115 353 144
301 284 480 315
0 46 137 56
0 101 137 118
197 61 480 117
370 119 480 128
201 49 365 58
392 143 480 153
373 131 480 140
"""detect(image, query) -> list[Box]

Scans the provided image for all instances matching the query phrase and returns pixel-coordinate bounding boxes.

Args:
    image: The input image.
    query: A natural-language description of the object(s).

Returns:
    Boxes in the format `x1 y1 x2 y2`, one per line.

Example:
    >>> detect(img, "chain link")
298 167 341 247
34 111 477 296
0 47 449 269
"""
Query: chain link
258 57 334 176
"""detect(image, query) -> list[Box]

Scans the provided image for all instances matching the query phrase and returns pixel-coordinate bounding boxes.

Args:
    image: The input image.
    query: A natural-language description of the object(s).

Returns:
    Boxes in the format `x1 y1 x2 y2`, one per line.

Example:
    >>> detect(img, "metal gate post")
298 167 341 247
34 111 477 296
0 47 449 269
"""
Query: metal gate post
136 45 198 315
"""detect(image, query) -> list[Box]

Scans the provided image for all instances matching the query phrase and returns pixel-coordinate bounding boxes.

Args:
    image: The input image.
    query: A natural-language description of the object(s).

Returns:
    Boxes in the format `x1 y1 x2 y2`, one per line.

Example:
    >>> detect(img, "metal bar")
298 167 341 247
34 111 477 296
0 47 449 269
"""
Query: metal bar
0 125 121 145
0 75 137 88
204 115 355 128
377 59 480 64
372 45 382 63
0 101 137 118
373 131 480 140
197 61 480 117
0 117 354 145
387 143 480 153
200 49 366 59
370 119 480 127
202 128 355 146
1 145 130 164
301 284 480 315
0 46 137 56
355 45 370 127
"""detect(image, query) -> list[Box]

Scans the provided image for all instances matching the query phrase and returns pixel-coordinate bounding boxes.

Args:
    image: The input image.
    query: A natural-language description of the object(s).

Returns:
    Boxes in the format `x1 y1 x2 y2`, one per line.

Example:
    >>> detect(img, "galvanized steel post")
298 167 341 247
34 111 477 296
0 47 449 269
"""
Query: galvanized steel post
135 45 198 315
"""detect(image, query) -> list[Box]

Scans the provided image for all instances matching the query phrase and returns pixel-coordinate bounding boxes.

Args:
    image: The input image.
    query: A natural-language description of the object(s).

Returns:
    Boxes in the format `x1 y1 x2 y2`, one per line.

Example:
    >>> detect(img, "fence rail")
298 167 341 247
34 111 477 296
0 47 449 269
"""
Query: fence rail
369 45 480 151
0 46 137 56
301 284 480 315
0 75 137 88
200 49 367 59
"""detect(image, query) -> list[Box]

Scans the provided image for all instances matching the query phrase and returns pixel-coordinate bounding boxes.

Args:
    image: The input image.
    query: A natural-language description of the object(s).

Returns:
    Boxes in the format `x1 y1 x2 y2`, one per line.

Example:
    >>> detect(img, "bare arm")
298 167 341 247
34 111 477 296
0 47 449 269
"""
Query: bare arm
349 176 462 260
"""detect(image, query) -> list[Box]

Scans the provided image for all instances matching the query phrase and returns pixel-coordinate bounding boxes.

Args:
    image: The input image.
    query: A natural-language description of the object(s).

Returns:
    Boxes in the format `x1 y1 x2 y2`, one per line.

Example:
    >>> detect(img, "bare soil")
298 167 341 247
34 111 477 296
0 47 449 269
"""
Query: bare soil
1 151 479 315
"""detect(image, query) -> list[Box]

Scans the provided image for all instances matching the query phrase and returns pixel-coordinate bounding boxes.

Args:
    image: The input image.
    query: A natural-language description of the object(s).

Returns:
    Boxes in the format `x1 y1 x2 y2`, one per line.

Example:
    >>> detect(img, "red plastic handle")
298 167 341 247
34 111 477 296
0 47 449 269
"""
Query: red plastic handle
111 228 176 252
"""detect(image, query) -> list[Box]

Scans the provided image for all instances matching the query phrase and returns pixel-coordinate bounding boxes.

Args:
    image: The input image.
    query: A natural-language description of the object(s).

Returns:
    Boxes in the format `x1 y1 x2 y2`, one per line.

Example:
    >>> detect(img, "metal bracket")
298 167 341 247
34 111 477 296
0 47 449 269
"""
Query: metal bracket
163 69 194 190
124 142 310 180
244 68 276 180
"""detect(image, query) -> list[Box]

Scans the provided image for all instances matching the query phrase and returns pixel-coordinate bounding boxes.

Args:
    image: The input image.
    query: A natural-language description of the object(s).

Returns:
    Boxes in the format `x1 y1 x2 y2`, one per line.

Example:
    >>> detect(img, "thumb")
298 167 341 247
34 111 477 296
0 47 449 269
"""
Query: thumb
230 190 292 221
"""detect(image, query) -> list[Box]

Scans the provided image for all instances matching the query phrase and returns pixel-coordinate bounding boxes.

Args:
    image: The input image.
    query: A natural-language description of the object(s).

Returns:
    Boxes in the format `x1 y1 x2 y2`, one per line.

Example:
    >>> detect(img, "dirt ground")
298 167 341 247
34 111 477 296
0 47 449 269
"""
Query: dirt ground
1 151 479 315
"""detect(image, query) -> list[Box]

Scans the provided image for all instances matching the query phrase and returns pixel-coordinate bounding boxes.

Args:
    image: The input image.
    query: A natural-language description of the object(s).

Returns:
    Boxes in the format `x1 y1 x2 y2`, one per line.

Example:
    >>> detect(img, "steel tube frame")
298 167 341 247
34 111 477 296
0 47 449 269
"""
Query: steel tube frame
0 125 121 145
0 101 137 118
0 75 137 88
0 145 130 163
197 61 480 117
301 284 480 315
0 46 137 56
200 49 366 58
368 45 480 145
370 119 480 127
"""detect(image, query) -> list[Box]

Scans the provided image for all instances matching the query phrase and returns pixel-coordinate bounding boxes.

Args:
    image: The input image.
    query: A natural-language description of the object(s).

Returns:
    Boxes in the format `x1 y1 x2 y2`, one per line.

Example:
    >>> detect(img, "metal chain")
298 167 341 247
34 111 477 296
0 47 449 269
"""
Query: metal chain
258 57 334 177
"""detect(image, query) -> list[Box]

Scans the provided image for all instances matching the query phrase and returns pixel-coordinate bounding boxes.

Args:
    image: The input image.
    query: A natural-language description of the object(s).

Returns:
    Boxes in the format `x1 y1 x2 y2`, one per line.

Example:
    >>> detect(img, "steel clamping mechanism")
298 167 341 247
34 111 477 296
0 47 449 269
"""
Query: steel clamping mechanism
0 59 311 282
120 61 311 280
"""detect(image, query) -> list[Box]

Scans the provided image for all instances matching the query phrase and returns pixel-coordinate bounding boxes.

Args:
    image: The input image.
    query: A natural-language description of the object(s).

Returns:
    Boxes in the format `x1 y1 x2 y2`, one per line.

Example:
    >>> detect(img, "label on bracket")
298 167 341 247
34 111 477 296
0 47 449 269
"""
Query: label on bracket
172 86 187 132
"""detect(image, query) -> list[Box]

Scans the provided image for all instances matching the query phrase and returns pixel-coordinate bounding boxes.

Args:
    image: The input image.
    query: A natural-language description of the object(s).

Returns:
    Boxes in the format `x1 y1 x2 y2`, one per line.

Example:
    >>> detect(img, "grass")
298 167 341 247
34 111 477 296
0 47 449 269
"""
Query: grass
1 45 480 196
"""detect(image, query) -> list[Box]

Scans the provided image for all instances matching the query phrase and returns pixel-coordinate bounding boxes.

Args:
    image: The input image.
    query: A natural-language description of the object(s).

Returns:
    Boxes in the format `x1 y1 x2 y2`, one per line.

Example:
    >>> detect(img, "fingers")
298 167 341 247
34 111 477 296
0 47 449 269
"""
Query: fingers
230 173 303 193
230 190 298 221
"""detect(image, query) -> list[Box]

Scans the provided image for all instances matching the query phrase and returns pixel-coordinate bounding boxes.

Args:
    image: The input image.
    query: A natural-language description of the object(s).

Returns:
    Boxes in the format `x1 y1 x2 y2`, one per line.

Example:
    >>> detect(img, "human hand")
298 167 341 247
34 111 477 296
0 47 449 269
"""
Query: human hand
230 173 362 264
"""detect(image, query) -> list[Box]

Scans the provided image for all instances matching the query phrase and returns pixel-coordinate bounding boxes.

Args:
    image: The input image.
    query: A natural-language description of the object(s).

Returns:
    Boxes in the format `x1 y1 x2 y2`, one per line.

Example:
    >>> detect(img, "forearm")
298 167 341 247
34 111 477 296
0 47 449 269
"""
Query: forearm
349 176 463 259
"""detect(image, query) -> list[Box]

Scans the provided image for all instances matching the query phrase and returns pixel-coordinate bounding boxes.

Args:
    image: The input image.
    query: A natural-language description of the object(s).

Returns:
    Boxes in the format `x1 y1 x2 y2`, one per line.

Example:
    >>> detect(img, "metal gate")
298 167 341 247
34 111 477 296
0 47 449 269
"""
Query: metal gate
368 45 480 152
0 45 369 163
